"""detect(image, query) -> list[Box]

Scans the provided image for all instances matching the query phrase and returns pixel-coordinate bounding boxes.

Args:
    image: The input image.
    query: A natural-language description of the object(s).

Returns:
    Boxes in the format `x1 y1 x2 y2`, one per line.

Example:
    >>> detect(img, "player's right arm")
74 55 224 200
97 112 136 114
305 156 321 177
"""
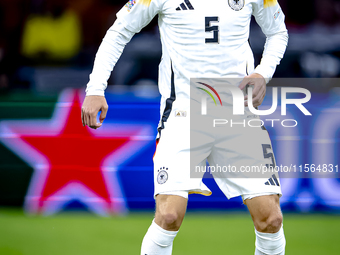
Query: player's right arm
251 0 288 83
82 0 162 129
239 0 288 107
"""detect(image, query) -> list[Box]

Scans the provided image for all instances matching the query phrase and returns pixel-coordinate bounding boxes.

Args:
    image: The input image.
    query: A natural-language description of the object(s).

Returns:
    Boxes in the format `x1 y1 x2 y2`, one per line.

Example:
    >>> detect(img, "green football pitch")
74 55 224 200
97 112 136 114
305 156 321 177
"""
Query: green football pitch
0 209 339 255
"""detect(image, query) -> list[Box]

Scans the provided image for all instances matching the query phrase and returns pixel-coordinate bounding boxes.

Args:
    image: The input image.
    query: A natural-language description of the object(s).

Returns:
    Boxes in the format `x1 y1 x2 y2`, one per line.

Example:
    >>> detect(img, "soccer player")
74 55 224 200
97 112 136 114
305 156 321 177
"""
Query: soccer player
81 0 288 254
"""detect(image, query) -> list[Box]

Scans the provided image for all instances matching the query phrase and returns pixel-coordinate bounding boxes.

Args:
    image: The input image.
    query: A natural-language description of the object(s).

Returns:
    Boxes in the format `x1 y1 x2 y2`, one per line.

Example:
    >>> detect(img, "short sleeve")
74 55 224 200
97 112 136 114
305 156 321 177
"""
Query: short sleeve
252 0 287 36
116 0 163 33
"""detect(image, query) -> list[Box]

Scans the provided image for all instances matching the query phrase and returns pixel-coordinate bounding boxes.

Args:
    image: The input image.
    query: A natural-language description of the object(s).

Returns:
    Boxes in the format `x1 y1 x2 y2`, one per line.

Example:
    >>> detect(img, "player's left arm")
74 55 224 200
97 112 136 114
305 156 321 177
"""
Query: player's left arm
239 0 288 107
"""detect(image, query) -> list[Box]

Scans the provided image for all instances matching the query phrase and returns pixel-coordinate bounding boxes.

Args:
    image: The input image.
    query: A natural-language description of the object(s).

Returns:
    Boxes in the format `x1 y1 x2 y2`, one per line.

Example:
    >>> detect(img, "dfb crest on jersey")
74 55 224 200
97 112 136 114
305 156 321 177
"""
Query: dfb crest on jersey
228 0 245 11
157 167 168 184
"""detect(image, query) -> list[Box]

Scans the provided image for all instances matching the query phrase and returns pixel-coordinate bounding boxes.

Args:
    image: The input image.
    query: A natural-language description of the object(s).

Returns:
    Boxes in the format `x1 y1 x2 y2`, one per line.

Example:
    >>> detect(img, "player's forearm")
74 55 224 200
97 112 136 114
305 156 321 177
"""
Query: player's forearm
86 20 135 96
254 30 288 83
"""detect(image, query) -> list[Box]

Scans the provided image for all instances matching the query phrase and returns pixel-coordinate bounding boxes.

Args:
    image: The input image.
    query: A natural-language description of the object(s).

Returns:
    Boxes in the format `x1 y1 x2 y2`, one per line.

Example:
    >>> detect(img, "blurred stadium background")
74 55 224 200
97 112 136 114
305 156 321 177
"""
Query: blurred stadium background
0 0 340 254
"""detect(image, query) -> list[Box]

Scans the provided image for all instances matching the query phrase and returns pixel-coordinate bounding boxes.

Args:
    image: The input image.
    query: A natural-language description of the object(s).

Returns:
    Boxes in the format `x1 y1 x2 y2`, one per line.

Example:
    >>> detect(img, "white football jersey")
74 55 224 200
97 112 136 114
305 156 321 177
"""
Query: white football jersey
86 0 288 122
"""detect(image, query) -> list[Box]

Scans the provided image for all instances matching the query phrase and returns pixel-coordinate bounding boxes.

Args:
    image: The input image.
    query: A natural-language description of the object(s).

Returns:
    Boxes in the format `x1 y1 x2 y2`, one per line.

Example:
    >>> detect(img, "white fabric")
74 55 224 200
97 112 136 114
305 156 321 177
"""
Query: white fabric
242 192 281 201
141 220 178 255
157 191 189 199
254 31 289 83
255 248 285 255
153 102 282 199
157 191 280 202
86 19 135 96
86 0 288 98
255 226 286 255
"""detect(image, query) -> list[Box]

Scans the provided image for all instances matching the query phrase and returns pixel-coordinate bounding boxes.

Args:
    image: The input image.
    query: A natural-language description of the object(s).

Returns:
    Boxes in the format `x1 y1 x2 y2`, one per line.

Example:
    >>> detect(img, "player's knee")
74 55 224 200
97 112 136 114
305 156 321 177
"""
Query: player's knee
163 212 181 229
267 214 283 233
157 211 182 230
255 213 283 233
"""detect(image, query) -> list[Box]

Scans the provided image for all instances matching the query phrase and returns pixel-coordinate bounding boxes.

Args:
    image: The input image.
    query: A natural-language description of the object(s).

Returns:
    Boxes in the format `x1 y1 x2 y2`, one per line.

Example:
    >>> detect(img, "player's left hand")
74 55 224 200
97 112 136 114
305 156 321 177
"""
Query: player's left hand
238 73 266 107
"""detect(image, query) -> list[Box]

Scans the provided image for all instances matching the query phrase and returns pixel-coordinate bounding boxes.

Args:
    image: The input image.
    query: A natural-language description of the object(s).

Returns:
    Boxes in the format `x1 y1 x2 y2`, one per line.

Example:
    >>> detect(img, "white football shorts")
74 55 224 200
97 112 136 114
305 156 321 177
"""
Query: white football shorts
153 98 282 200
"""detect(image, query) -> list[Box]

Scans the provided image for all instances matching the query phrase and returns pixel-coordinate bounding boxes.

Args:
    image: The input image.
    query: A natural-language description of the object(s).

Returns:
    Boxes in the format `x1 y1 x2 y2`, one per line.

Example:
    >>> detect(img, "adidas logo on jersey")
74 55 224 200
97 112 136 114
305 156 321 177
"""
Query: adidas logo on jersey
176 0 194 11
265 174 280 186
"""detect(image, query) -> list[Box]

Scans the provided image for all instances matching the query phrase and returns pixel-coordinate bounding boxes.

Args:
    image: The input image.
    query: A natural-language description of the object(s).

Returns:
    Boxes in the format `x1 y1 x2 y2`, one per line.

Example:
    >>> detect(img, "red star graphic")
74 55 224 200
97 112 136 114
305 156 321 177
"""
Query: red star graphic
21 91 129 213
0 89 153 215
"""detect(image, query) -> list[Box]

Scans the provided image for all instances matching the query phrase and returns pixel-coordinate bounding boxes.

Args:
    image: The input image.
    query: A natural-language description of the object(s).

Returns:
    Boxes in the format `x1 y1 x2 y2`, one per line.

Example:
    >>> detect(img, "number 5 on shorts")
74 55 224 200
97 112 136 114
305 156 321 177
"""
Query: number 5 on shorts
262 144 275 168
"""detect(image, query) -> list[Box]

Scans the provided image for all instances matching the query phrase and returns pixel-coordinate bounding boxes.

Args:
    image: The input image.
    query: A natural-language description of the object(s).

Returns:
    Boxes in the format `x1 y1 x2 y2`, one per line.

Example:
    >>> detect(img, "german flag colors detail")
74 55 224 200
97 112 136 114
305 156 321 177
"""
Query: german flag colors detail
196 82 223 106
264 0 278 9
139 0 152 7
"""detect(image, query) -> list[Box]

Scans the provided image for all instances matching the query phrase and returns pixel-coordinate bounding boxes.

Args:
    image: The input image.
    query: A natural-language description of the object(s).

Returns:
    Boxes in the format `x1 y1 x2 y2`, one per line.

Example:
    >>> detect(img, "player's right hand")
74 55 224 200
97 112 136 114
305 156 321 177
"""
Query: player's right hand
238 73 266 107
81 96 108 129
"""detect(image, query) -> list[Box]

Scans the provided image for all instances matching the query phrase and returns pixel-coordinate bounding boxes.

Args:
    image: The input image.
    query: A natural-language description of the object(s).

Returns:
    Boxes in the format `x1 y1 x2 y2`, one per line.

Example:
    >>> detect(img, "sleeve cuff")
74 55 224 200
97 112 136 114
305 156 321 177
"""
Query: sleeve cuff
254 64 275 84
85 87 105 97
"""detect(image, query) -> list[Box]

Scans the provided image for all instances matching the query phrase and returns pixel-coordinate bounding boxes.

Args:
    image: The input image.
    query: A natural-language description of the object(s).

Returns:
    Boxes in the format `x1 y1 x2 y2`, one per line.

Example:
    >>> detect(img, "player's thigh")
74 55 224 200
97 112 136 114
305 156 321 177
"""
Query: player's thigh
153 108 213 197
211 123 276 176
155 194 188 231
245 194 283 233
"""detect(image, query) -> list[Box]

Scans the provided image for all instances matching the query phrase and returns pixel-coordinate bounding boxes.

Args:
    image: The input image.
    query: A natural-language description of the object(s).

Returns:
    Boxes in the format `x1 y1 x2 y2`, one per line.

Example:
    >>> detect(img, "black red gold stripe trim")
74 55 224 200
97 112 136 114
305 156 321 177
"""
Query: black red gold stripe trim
157 62 176 138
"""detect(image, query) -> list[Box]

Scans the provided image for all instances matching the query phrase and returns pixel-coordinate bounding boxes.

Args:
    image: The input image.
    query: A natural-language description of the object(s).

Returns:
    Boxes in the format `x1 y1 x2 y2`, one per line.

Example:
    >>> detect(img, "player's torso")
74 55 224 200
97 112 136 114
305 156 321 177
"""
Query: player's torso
159 0 255 79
